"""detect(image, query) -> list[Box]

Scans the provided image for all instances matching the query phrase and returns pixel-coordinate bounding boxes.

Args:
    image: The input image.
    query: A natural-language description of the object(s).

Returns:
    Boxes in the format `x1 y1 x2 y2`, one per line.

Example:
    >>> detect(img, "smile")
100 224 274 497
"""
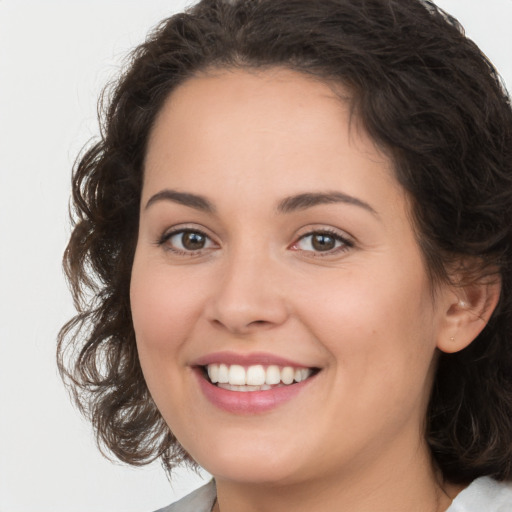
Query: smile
193 353 320 413
205 364 314 391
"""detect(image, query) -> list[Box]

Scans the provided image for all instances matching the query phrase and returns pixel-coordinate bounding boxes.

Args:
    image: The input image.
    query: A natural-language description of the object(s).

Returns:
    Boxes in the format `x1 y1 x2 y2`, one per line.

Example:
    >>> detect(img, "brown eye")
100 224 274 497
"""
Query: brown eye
311 233 336 251
181 231 206 250
293 230 352 255
163 229 215 253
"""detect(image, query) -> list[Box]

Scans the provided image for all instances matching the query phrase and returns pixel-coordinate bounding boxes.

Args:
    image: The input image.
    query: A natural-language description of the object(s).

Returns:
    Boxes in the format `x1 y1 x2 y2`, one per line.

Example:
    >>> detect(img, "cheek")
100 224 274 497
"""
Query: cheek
300 264 432 337
129 260 205 422
130 259 203 363
298 260 437 386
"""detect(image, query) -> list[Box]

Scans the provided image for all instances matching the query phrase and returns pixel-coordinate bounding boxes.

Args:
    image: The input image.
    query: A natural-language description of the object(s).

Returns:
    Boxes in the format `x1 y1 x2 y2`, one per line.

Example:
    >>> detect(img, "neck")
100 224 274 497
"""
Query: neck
212 441 460 512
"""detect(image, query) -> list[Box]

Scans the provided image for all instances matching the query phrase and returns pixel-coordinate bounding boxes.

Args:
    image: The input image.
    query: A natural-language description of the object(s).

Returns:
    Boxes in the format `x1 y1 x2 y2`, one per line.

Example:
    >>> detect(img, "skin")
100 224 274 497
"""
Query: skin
130 68 485 512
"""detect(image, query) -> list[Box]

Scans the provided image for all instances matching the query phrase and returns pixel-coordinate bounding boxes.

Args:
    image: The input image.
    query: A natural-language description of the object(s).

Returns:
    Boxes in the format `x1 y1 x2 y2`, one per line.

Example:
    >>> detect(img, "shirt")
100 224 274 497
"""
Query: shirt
155 476 512 512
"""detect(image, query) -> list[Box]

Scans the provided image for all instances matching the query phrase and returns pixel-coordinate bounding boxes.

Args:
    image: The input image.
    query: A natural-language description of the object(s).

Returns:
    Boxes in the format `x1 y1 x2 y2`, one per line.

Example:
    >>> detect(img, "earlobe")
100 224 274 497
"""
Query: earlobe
437 276 501 354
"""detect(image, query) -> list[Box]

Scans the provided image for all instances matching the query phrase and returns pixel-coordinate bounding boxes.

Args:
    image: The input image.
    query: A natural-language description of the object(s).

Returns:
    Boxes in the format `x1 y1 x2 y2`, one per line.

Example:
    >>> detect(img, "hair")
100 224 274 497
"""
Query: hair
58 0 512 482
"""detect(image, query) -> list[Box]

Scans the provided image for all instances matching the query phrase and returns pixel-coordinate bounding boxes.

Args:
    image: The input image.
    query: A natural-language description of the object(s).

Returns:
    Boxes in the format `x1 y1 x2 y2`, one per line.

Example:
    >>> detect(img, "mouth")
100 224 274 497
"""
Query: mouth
200 363 319 392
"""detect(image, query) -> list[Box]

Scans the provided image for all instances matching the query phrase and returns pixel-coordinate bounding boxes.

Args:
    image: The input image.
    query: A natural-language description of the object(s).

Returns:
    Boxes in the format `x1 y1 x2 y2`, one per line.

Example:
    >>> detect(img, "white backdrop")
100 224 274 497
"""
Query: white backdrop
0 1 510 511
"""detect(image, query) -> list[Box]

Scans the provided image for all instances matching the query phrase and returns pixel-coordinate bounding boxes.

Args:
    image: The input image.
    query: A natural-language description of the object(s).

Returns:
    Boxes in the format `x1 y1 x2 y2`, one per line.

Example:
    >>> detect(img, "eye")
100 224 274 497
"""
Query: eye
159 229 216 254
291 230 352 255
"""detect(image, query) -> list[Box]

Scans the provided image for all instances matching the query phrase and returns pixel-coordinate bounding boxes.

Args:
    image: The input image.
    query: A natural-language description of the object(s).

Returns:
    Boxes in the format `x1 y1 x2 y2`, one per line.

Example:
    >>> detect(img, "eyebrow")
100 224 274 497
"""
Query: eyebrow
145 189 215 213
144 189 376 216
277 192 377 215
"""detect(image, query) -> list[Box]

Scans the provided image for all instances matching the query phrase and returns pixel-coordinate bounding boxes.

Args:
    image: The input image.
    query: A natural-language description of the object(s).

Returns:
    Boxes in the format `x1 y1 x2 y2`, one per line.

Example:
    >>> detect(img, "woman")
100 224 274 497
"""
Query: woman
58 0 512 510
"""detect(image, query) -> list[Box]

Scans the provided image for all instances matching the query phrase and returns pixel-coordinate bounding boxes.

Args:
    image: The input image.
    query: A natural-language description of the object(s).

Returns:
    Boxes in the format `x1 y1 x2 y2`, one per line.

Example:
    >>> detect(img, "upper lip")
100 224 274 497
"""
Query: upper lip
192 351 315 368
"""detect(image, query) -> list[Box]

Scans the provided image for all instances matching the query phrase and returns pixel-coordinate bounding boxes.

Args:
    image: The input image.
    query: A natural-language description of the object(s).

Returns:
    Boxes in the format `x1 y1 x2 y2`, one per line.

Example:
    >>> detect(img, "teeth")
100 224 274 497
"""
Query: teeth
218 364 229 384
217 384 271 392
266 365 281 385
206 363 313 389
228 364 246 385
281 366 294 385
247 365 266 386
207 364 219 383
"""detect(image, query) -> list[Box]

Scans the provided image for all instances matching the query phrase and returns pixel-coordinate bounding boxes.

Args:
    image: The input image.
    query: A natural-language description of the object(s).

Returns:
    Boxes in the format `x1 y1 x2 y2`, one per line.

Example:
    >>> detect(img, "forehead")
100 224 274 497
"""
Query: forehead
147 68 351 161
142 67 405 226
145 67 394 187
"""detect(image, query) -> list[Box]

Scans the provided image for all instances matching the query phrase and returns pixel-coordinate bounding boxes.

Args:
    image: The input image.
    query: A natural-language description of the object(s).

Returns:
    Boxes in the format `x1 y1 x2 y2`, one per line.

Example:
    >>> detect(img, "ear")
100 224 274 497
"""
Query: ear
436 275 501 354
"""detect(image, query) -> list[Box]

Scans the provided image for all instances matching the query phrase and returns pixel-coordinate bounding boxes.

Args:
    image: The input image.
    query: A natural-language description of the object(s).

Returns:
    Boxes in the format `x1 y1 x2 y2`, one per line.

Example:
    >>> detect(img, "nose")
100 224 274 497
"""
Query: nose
205 250 290 335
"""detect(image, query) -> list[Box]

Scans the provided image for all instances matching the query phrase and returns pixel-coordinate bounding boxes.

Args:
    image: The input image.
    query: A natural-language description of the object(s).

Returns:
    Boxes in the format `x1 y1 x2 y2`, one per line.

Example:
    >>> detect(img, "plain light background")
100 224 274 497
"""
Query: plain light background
0 1 510 511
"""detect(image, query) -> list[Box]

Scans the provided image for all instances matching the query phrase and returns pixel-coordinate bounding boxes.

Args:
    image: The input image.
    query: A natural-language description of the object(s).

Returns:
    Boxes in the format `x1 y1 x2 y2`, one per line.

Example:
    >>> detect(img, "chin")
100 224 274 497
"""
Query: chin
185 433 311 485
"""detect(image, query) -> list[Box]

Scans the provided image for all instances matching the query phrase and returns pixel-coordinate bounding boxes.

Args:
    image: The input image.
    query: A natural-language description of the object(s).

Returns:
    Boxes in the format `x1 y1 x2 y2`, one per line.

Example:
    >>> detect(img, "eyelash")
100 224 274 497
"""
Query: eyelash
157 227 354 257
157 227 216 256
291 229 354 257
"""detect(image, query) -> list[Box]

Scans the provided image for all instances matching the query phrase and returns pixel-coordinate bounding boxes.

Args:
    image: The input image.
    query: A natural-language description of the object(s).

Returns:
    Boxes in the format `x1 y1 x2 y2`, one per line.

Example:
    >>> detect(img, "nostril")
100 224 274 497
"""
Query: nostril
245 319 274 330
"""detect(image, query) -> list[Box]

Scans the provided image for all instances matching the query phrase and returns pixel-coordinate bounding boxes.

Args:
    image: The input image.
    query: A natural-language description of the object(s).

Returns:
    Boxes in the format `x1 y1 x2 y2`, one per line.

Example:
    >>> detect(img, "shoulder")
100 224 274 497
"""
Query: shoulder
448 477 512 512
153 480 216 512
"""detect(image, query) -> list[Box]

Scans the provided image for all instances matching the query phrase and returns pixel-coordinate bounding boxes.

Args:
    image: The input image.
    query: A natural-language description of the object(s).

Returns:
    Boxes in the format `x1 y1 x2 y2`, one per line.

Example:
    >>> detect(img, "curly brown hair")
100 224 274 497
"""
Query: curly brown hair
58 0 512 482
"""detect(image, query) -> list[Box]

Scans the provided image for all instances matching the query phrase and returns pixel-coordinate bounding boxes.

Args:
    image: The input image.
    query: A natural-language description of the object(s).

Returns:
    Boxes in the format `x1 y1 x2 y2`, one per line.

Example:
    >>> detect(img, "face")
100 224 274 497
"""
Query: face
131 68 453 486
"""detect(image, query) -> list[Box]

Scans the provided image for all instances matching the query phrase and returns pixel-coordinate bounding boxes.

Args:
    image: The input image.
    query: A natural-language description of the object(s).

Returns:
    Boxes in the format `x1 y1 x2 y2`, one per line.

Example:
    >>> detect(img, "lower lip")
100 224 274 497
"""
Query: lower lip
195 370 316 414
